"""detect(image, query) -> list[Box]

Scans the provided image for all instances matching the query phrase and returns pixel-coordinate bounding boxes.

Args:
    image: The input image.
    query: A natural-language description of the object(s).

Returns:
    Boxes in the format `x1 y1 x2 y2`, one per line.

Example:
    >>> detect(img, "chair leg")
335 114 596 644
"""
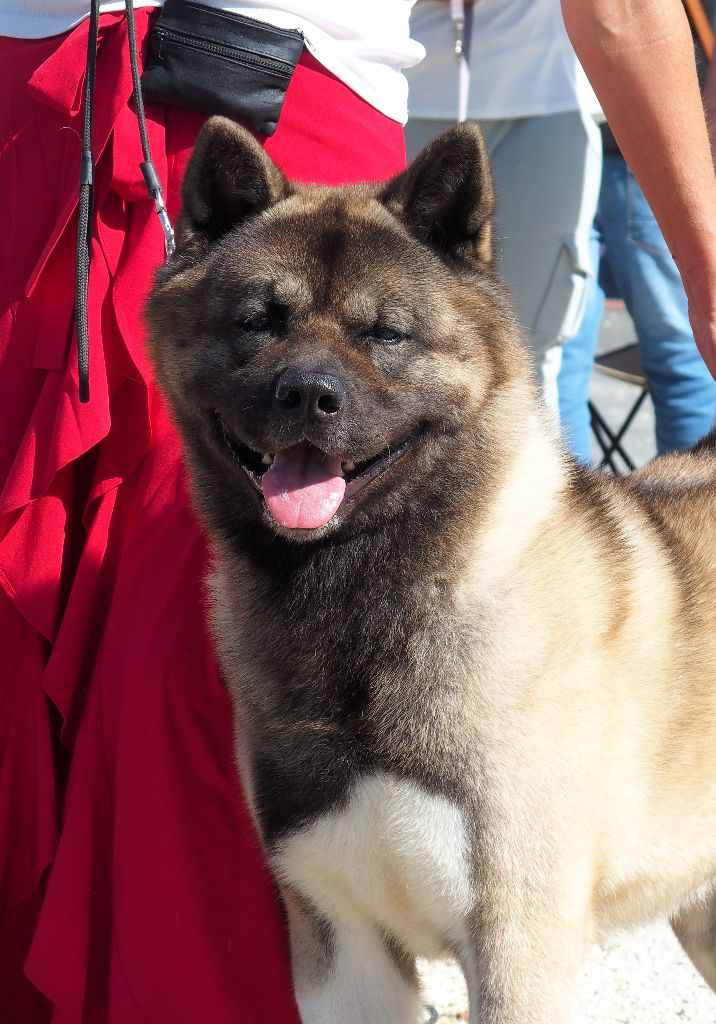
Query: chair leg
588 389 648 474
604 390 649 470
588 401 621 473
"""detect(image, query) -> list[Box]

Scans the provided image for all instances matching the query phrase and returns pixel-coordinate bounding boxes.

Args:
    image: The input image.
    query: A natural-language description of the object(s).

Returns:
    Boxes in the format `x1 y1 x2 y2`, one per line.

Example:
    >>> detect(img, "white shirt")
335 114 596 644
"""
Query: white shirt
406 0 601 121
0 1 425 124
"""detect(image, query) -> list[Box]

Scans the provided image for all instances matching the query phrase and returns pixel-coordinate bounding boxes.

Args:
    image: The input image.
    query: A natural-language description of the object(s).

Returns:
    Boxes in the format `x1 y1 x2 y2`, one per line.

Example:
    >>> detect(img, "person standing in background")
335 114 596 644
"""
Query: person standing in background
562 0 716 380
558 1 716 464
405 0 603 414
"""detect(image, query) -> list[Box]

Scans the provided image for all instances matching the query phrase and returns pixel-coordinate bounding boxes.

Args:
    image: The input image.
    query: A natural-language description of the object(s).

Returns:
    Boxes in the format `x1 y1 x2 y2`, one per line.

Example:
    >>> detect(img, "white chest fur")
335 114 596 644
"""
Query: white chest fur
272 772 475 959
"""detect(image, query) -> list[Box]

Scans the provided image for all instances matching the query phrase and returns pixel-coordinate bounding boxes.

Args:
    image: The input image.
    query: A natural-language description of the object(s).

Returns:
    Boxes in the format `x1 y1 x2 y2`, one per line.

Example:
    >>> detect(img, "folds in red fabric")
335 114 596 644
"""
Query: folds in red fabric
0 12 405 1022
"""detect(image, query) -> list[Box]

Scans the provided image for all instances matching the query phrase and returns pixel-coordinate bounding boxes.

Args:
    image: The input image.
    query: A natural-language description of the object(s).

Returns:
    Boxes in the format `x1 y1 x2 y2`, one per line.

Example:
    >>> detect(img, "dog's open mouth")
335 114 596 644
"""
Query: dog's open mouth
210 411 414 530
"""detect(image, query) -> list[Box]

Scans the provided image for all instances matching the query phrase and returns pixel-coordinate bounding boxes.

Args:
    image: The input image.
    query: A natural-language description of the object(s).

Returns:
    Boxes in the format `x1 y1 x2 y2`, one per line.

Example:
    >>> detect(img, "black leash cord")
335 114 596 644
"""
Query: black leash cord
74 0 175 404
124 0 176 255
75 0 99 403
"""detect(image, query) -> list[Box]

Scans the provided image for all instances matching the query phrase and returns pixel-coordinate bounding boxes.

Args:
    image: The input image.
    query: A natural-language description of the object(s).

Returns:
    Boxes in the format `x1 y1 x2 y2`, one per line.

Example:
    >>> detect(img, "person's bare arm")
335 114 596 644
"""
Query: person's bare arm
562 0 716 377
703 45 716 165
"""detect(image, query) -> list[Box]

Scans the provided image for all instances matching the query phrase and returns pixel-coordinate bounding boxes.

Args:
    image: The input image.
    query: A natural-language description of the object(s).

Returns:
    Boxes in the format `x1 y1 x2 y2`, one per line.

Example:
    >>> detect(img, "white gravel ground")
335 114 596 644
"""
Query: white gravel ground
419 919 716 1022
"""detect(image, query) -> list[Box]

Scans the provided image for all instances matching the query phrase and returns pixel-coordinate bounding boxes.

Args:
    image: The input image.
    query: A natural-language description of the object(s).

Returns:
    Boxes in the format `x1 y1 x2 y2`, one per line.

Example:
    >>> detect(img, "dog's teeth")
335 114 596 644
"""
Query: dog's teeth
342 460 356 473
261 454 274 466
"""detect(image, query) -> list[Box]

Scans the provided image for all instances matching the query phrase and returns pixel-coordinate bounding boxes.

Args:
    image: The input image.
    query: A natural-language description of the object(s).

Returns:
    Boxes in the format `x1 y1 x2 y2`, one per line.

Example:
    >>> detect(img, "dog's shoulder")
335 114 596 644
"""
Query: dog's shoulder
624 431 716 540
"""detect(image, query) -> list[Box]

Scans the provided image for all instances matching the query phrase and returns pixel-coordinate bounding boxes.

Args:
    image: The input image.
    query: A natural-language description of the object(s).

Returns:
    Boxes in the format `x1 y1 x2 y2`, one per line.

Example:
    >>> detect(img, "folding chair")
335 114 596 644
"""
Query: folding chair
588 342 650 473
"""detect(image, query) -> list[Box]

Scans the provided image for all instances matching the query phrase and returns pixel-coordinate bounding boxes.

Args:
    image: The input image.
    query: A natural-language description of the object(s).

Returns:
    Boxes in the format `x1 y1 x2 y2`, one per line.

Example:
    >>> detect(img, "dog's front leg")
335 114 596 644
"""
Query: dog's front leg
459 908 585 1024
281 886 422 1024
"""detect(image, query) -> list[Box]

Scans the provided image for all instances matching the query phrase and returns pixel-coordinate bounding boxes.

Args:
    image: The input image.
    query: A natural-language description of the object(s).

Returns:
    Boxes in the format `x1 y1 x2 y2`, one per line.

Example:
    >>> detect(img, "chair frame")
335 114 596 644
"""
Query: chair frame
588 341 650 474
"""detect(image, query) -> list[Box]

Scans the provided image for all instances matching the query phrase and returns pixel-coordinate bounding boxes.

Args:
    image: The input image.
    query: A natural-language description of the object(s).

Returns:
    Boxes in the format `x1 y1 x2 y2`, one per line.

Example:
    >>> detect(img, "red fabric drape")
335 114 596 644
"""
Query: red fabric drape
0 12 405 1021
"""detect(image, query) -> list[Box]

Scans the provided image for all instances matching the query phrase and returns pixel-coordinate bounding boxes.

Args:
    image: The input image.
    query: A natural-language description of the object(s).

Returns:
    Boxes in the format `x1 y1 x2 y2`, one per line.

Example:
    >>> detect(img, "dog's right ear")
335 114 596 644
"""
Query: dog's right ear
177 116 290 257
380 122 495 266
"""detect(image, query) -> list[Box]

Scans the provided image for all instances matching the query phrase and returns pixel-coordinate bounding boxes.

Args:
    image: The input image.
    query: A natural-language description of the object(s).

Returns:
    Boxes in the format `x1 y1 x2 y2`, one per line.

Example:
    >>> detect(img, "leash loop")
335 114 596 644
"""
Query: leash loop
75 0 176 402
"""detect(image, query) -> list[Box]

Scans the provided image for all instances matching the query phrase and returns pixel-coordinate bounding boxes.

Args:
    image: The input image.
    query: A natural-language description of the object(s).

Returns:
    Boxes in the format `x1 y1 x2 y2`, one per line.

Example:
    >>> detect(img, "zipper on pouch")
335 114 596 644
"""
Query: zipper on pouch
179 0 303 42
154 26 294 75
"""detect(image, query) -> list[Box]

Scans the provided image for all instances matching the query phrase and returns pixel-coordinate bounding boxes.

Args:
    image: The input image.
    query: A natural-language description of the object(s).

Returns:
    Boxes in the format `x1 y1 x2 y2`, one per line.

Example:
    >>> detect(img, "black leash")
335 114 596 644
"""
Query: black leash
125 0 176 256
75 0 175 404
75 0 99 403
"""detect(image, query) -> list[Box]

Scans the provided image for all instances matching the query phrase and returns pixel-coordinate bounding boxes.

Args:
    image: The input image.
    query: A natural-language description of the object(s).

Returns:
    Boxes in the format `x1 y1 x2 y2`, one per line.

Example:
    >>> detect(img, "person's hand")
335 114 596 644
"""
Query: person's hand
681 246 716 380
686 304 716 379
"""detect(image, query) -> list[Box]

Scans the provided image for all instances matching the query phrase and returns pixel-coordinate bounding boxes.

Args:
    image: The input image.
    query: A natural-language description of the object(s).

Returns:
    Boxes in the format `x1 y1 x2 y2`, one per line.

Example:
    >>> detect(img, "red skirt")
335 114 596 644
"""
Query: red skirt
0 12 405 1022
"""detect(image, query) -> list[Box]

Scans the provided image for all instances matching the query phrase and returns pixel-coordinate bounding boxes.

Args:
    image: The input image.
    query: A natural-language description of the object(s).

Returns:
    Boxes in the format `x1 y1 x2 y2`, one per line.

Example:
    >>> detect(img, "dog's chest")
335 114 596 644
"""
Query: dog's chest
272 771 475 958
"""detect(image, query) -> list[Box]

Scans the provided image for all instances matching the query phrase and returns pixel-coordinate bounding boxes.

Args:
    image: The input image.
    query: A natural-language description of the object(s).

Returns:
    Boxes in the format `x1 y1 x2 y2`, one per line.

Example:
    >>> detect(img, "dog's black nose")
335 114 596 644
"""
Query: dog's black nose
274 369 346 421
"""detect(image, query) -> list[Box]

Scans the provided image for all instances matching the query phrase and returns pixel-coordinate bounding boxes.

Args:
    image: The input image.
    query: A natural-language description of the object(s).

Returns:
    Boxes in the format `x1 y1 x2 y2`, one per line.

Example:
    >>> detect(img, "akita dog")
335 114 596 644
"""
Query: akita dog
147 116 716 1023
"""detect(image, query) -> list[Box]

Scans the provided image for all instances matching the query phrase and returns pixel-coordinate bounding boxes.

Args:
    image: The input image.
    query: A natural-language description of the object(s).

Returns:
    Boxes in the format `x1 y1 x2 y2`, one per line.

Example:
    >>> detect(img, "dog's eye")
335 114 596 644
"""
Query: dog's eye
367 325 406 345
239 310 272 332
238 303 288 334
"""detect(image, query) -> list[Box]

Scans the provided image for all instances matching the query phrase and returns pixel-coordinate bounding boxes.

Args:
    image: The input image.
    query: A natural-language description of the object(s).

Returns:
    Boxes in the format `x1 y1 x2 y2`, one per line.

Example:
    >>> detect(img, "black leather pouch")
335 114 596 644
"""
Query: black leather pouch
141 0 304 136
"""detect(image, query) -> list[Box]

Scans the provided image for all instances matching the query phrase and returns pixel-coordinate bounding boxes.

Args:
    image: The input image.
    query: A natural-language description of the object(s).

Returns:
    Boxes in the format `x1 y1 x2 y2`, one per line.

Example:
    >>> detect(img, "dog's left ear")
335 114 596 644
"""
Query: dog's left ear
380 122 495 265
177 115 291 257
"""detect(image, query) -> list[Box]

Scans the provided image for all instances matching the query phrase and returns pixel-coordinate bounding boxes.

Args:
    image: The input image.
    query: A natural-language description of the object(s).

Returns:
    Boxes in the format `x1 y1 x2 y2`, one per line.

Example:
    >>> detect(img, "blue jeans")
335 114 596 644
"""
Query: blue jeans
559 153 716 462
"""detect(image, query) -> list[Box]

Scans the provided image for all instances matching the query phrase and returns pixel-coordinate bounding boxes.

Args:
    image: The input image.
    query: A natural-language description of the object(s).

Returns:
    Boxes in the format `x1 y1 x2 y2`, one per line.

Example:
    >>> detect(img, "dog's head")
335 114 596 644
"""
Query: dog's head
147 117 530 544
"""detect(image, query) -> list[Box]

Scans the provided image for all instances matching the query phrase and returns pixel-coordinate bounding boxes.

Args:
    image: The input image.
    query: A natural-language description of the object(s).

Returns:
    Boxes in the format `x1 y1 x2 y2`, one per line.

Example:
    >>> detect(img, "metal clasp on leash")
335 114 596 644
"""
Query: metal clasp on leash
159 205 176 258
141 159 176 257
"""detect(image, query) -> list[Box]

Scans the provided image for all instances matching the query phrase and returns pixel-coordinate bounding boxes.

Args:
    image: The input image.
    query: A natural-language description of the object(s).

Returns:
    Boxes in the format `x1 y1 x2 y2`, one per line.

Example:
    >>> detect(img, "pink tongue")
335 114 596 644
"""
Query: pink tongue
262 443 346 529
